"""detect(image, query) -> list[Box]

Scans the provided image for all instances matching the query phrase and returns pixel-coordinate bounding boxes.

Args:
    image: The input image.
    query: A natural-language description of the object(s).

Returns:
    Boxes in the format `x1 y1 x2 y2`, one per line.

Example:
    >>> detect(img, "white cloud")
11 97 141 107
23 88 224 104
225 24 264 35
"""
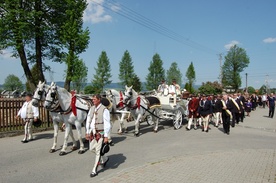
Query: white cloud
224 40 240 50
263 37 276 43
0 50 15 60
83 0 115 24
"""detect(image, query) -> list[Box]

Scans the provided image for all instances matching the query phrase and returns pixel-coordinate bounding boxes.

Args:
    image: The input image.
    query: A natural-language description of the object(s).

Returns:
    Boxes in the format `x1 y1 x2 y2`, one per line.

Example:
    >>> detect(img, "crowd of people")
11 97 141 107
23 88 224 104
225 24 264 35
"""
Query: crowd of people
185 91 276 135
15 79 276 178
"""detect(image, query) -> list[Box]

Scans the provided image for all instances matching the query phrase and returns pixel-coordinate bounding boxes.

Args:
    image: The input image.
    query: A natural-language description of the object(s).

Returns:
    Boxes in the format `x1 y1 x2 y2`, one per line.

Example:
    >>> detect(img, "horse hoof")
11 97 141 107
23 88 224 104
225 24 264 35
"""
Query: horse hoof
59 151 67 156
134 133 139 137
49 149 56 153
78 150 85 154
153 130 158 133
117 132 122 135
71 146 78 151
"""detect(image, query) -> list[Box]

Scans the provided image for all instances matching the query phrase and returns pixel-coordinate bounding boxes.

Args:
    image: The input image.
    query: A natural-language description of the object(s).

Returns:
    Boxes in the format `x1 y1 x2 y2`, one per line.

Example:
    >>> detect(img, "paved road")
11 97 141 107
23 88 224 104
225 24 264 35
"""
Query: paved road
0 107 276 183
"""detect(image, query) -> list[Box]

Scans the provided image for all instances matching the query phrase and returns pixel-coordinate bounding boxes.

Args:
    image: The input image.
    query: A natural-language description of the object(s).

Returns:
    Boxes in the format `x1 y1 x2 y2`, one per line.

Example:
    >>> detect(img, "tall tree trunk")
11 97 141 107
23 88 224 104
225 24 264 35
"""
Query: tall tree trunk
64 44 75 91
64 74 71 91
34 0 45 83
16 40 36 90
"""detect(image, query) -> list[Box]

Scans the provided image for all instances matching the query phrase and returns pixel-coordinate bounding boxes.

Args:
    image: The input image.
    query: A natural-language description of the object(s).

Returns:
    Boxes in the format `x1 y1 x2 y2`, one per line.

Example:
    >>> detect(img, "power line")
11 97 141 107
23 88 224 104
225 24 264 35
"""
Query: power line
92 0 219 54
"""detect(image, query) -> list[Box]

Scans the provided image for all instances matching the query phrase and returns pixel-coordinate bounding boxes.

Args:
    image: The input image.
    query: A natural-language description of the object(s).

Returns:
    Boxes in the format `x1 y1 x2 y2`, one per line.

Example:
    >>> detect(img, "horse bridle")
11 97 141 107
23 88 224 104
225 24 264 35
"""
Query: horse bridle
124 88 139 108
45 87 60 111
33 87 46 102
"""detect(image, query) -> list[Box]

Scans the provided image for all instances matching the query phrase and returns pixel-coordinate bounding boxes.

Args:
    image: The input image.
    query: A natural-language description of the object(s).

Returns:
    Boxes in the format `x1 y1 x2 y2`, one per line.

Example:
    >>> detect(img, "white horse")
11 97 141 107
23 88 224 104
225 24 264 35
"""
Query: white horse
124 85 160 136
106 89 131 134
43 82 91 155
32 81 79 154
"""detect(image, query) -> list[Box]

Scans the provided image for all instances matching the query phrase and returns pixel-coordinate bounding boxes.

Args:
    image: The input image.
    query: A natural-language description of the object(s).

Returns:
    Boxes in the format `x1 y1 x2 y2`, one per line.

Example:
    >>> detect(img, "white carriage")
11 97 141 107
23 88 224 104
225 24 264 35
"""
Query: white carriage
143 90 188 130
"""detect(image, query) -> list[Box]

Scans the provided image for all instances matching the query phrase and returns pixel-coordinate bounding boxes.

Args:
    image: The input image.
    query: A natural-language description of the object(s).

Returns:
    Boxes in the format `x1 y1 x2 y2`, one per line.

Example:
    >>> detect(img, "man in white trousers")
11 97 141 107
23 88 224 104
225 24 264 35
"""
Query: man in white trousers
86 94 111 178
16 93 39 143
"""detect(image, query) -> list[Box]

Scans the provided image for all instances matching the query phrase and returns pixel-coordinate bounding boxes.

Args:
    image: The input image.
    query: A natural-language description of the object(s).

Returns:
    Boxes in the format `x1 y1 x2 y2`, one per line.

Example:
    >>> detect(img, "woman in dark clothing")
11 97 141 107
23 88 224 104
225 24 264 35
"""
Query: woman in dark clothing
251 94 257 111
245 99 252 117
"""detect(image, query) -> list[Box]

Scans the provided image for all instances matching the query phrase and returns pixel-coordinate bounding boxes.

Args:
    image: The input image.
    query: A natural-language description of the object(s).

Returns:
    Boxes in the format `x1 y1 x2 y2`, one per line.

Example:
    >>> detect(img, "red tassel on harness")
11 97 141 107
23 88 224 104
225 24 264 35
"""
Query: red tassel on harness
119 91 124 107
71 90 77 116
136 96 141 109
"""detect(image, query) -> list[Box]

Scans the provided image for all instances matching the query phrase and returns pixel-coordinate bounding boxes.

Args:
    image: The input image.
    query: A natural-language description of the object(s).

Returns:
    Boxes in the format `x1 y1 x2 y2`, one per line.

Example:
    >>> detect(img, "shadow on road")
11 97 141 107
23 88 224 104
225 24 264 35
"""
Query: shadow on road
218 127 225 134
98 153 126 173
112 136 127 144
34 133 53 140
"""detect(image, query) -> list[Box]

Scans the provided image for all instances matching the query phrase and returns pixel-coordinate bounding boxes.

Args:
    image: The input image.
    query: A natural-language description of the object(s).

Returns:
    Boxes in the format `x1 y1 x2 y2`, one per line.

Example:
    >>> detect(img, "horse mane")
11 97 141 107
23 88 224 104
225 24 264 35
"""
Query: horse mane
57 86 71 111
131 88 138 97
109 89 120 97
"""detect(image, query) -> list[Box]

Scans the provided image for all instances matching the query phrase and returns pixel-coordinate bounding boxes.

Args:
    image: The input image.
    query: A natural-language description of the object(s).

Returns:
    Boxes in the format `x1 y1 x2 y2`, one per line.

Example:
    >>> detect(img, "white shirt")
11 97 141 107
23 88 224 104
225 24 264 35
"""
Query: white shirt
168 85 176 94
17 101 39 119
157 83 168 93
86 104 111 137
262 95 267 102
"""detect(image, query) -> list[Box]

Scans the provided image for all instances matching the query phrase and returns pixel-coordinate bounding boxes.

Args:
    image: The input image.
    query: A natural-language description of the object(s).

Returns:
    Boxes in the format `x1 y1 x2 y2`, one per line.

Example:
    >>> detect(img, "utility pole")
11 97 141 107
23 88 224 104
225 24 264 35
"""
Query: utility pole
266 74 270 94
218 53 223 85
245 73 248 91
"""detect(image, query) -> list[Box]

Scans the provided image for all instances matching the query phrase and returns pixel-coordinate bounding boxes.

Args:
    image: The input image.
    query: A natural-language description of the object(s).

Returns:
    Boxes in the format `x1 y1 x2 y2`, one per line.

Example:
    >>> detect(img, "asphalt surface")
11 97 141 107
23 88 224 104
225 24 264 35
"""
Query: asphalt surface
0 106 276 183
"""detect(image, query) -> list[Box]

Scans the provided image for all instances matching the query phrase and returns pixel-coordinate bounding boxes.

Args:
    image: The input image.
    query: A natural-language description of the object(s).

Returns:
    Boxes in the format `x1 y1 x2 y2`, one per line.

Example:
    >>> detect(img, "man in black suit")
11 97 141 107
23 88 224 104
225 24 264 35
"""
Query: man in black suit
221 93 234 135
198 94 212 132
231 93 242 127
237 92 246 122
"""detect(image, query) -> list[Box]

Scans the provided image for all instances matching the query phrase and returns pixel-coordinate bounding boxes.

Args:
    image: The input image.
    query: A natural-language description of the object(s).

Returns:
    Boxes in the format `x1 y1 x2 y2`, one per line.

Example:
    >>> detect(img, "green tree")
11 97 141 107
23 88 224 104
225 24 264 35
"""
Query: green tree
145 53 165 90
0 1 36 89
247 86 255 94
92 51 112 92
0 0 68 90
131 74 142 92
222 45 250 91
166 62 182 85
198 81 223 95
184 83 189 91
185 62 196 93
59 0 90 91
83 85 99 94
71 59 88 93
3 74 24 91
258 85 267 95
119 50 135 87
26 64 41 91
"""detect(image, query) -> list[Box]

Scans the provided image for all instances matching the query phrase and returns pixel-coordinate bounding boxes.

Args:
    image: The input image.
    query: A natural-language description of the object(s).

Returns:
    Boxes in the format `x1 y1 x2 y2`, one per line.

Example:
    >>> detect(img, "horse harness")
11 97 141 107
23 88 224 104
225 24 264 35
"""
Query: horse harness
46 89 91 115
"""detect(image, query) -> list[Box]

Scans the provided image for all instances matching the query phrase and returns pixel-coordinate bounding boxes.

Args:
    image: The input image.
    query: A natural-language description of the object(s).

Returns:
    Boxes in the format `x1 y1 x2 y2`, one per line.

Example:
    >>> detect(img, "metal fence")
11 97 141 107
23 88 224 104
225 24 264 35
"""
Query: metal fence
0 98 52 132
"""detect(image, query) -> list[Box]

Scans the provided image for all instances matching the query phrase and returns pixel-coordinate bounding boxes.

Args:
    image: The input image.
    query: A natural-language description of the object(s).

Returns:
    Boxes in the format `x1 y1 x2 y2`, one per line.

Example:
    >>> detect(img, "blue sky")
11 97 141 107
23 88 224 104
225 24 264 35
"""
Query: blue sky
1 0 276 89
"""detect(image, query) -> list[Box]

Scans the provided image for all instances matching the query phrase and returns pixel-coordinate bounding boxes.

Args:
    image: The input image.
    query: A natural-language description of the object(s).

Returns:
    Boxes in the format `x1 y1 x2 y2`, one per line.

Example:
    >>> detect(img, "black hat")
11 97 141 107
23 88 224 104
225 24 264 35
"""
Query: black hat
100 143 110 156
26 92 33 97
33 119 42 127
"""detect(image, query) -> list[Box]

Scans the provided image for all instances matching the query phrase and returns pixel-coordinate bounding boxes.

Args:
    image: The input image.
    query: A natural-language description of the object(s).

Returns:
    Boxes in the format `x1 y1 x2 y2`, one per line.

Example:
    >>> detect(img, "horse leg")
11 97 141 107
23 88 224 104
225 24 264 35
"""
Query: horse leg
134 113 141 137
59 123 71 156
74 122 85 154
121 113 128 133
118 113 127 134
69 127 78 151
153 109 159 133
49 121 59 153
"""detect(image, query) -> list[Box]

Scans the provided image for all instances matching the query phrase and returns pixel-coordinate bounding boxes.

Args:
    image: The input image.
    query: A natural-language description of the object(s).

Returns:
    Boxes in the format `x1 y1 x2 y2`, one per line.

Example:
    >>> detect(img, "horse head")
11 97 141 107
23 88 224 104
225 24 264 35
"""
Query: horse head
124 85 138 105
44 82 59 110
124 85 132 100
32 81 47 107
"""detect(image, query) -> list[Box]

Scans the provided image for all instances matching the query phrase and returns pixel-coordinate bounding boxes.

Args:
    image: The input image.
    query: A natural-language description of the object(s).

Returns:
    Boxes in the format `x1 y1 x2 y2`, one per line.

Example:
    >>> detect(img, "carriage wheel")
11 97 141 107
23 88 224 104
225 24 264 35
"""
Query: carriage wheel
146 115 154 126
173 109 182 129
